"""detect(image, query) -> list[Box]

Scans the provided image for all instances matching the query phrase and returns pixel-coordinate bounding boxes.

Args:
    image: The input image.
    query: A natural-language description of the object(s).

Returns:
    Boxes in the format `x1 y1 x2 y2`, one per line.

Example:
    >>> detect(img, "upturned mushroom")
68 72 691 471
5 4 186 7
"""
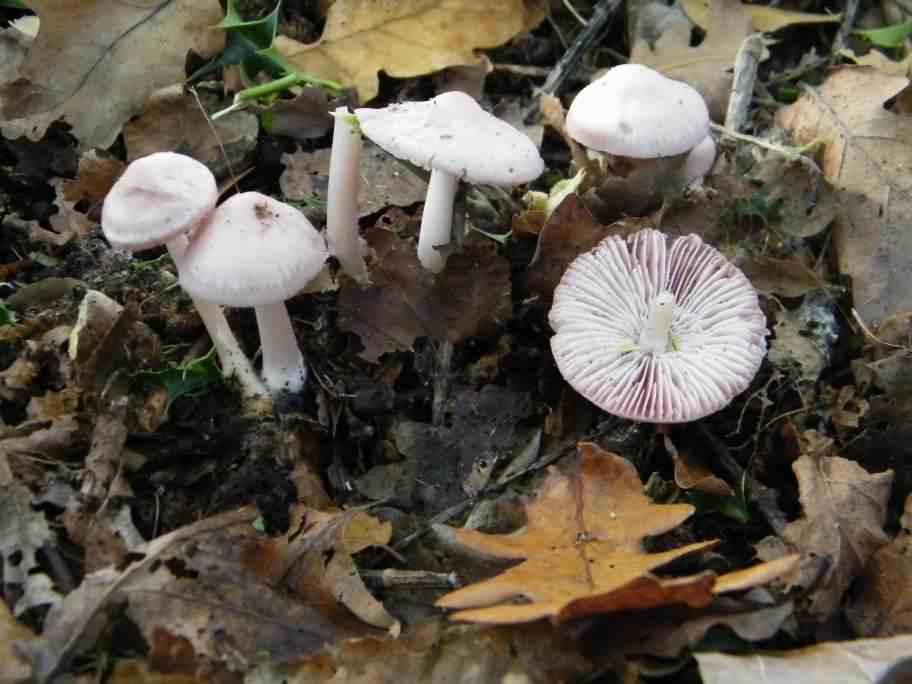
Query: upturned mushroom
566 64 711 215
179 192 328 395
549 228 767 423
356 91 544 272
101 152 266 398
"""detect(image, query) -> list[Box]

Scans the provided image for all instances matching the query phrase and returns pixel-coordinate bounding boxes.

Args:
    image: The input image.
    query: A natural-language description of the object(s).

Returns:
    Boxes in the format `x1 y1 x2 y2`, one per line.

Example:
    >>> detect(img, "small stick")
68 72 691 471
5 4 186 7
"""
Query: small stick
832 0 861 54
360 568 460 590
539 0 624 97
725 34 766 133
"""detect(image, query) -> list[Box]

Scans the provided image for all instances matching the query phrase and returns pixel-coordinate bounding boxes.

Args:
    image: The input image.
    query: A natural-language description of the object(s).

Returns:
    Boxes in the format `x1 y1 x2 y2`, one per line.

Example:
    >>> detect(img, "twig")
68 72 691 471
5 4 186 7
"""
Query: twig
360 568 460 590
710 122 822 175
539 0 624 98
832 0 861 54
725 34 766 133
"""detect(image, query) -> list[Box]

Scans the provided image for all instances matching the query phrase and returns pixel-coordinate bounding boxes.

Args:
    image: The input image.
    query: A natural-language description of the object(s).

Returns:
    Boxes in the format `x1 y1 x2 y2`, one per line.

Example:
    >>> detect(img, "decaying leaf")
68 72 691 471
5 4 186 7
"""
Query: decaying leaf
0 1 224 149
696 635 912 684
275 0 546 103
739 256 826 298
0 599 35 682
846 494 912 637
123 86 258 178
280 144 428 218
756 437 893 621
17 506 394 683
631 0 752 119
338 226 510 362
777 66 912 323
435 443 797 624
682 0 840 32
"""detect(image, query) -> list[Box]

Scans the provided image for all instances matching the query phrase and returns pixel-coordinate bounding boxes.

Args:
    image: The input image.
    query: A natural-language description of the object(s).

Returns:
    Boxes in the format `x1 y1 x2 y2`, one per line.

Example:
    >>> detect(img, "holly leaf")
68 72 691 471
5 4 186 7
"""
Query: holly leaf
435 443 798 624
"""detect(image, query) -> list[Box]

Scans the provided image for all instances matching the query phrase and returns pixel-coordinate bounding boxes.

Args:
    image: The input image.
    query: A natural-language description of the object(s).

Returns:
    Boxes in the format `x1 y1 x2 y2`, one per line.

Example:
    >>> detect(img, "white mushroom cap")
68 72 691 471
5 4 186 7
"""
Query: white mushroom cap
566 64 710 159
549 229 767 423
681 135 716 185
102 152 217 250
180 192 328 308
355 91 544 186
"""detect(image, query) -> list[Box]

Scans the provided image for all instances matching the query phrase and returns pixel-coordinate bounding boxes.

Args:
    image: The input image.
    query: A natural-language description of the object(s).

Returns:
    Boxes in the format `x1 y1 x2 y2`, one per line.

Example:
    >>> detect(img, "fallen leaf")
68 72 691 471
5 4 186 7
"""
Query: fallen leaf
338 226 510 361
682 0 840 32
846 495 912 637
696 635 912 684
435 443 794 624
739 256 826 298
0 1 224 148
526 195 643 302
275 0 545 103
756 441 893 620
631 0 752 119
748 158 840 239
123 86 258 178
0 599 35 682
841 47 912 78
767 293 839 391
258 86 358 142
281 144 428 218
18 505 391 683
249 622 592 683
777 66 912 323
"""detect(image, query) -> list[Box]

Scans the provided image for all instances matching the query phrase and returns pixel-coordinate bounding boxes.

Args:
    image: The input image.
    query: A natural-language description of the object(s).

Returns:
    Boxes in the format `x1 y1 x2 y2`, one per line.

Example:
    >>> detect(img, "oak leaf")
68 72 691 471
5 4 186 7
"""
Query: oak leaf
435 443 798 624
0 1 224 149
682 0 839 33
777 66 912 323
275 0 546 103
631 0 752 119
756 435 893 620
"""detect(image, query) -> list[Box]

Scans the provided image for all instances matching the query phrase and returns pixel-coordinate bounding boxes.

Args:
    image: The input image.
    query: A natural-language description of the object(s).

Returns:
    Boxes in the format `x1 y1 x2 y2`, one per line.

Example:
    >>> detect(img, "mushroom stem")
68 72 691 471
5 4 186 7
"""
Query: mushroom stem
166 239 266 398
417 168 458 273
638 290 676 354
327 108 369 283
253 302 307 394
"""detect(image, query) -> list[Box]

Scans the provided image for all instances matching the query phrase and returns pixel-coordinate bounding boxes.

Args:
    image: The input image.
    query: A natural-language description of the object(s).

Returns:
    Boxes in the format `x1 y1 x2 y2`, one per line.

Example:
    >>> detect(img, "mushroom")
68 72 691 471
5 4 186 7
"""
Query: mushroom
356 91 544 272
549 228 767 423
101 152 266 398
681 135 717 186
566 64 710 213
179 192 328 395
326 107 369 283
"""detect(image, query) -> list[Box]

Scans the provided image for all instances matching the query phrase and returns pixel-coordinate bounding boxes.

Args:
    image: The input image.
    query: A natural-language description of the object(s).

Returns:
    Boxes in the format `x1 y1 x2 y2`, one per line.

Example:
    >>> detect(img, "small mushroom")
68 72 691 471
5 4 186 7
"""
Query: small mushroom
356 91 544 272
566 64 710 212
326 107 369 283
101 152 265 398
549 228 767 423
179 192 329 395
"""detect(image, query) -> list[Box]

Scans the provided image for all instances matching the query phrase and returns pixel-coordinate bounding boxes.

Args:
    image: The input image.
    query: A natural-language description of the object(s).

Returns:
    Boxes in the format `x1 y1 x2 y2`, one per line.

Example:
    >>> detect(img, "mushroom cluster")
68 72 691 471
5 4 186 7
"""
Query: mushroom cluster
102 153 328 399
549 228 767 423
566 64 716 211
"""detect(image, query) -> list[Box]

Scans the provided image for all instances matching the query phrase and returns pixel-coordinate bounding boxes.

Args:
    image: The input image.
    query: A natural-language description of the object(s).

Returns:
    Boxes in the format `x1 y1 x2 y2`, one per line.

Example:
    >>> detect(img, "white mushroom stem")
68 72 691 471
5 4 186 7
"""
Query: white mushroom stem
166 238 266 398
326 108 369 282
417 168 458 273
638 290 676 354
253 302 307 394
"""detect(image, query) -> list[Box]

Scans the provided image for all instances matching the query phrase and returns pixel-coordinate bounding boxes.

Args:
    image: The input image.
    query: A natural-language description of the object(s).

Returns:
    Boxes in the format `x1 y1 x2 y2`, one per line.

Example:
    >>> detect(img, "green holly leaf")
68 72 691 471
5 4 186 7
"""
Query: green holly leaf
855 19 912 49
138 348 223 412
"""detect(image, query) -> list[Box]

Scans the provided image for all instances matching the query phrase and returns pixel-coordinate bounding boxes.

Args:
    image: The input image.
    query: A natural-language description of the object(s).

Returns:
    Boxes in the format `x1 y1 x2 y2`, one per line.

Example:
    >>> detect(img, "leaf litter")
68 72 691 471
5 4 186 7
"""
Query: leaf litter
3 0 912 680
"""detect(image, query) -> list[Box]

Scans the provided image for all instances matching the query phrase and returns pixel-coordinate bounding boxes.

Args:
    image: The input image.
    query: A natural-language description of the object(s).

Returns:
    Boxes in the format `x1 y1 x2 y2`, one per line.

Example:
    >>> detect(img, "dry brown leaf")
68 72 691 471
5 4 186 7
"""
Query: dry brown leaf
275 0 546 103
0 599 35 682
841 48 912 78
739 256 826 298
18 506 391 683
696 635 912 684
756 444 893 621
846 495 912 637
123 86 258 178
338 225 510 361
777 66 912 323
682 0 840 32
0 1 224 148
281 144 428 218
631 0 751 120
435 443 795 624
526 195 645 302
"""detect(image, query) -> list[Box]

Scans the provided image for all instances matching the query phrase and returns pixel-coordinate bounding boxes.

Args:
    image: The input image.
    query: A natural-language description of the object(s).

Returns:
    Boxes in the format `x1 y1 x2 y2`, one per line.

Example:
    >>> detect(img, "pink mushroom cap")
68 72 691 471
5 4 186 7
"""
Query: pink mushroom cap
102 152 218 251
549 229 767 423
180 192 328 307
